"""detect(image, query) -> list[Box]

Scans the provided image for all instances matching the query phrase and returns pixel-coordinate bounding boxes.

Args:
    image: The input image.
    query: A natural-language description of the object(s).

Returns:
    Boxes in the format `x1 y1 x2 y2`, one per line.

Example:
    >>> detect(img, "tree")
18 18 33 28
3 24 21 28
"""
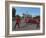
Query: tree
12 8 16 17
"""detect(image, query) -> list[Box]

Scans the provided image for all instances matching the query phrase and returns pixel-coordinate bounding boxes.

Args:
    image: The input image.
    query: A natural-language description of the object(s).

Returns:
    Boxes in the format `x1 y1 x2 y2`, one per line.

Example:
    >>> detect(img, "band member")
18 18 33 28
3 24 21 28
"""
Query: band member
24 16 29 24
14 15 20 29
36 19 40 29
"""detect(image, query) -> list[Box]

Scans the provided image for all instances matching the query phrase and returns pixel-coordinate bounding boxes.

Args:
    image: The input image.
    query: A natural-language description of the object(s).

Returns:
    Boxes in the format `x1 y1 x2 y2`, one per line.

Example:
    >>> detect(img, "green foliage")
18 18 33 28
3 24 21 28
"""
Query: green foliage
19 16 24 19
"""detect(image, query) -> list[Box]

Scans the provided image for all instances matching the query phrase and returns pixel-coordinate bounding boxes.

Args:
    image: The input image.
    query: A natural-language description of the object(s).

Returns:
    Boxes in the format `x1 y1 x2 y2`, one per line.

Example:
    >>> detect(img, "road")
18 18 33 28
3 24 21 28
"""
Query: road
12 19 40 31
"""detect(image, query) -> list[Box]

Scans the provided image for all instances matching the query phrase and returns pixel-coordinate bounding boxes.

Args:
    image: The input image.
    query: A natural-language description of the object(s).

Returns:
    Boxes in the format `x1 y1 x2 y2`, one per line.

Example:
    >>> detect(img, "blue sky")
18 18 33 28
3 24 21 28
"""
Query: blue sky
13 7 40 16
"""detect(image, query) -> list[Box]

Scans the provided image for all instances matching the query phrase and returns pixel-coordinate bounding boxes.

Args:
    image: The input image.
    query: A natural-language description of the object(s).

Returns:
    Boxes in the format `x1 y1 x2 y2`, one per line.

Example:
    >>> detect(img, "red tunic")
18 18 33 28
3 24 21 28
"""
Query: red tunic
16 17 20 24
25 17 29 23
32 19 37 24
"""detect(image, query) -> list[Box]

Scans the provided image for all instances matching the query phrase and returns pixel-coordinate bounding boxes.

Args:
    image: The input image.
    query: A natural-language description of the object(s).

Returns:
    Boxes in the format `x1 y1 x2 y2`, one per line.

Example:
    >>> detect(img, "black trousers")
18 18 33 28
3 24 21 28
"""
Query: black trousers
14 23 20 29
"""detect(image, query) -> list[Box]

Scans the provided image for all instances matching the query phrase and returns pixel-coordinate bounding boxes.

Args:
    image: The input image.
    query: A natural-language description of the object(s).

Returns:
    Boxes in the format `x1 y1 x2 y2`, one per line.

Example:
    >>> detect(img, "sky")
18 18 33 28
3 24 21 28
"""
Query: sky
13 7 40 16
